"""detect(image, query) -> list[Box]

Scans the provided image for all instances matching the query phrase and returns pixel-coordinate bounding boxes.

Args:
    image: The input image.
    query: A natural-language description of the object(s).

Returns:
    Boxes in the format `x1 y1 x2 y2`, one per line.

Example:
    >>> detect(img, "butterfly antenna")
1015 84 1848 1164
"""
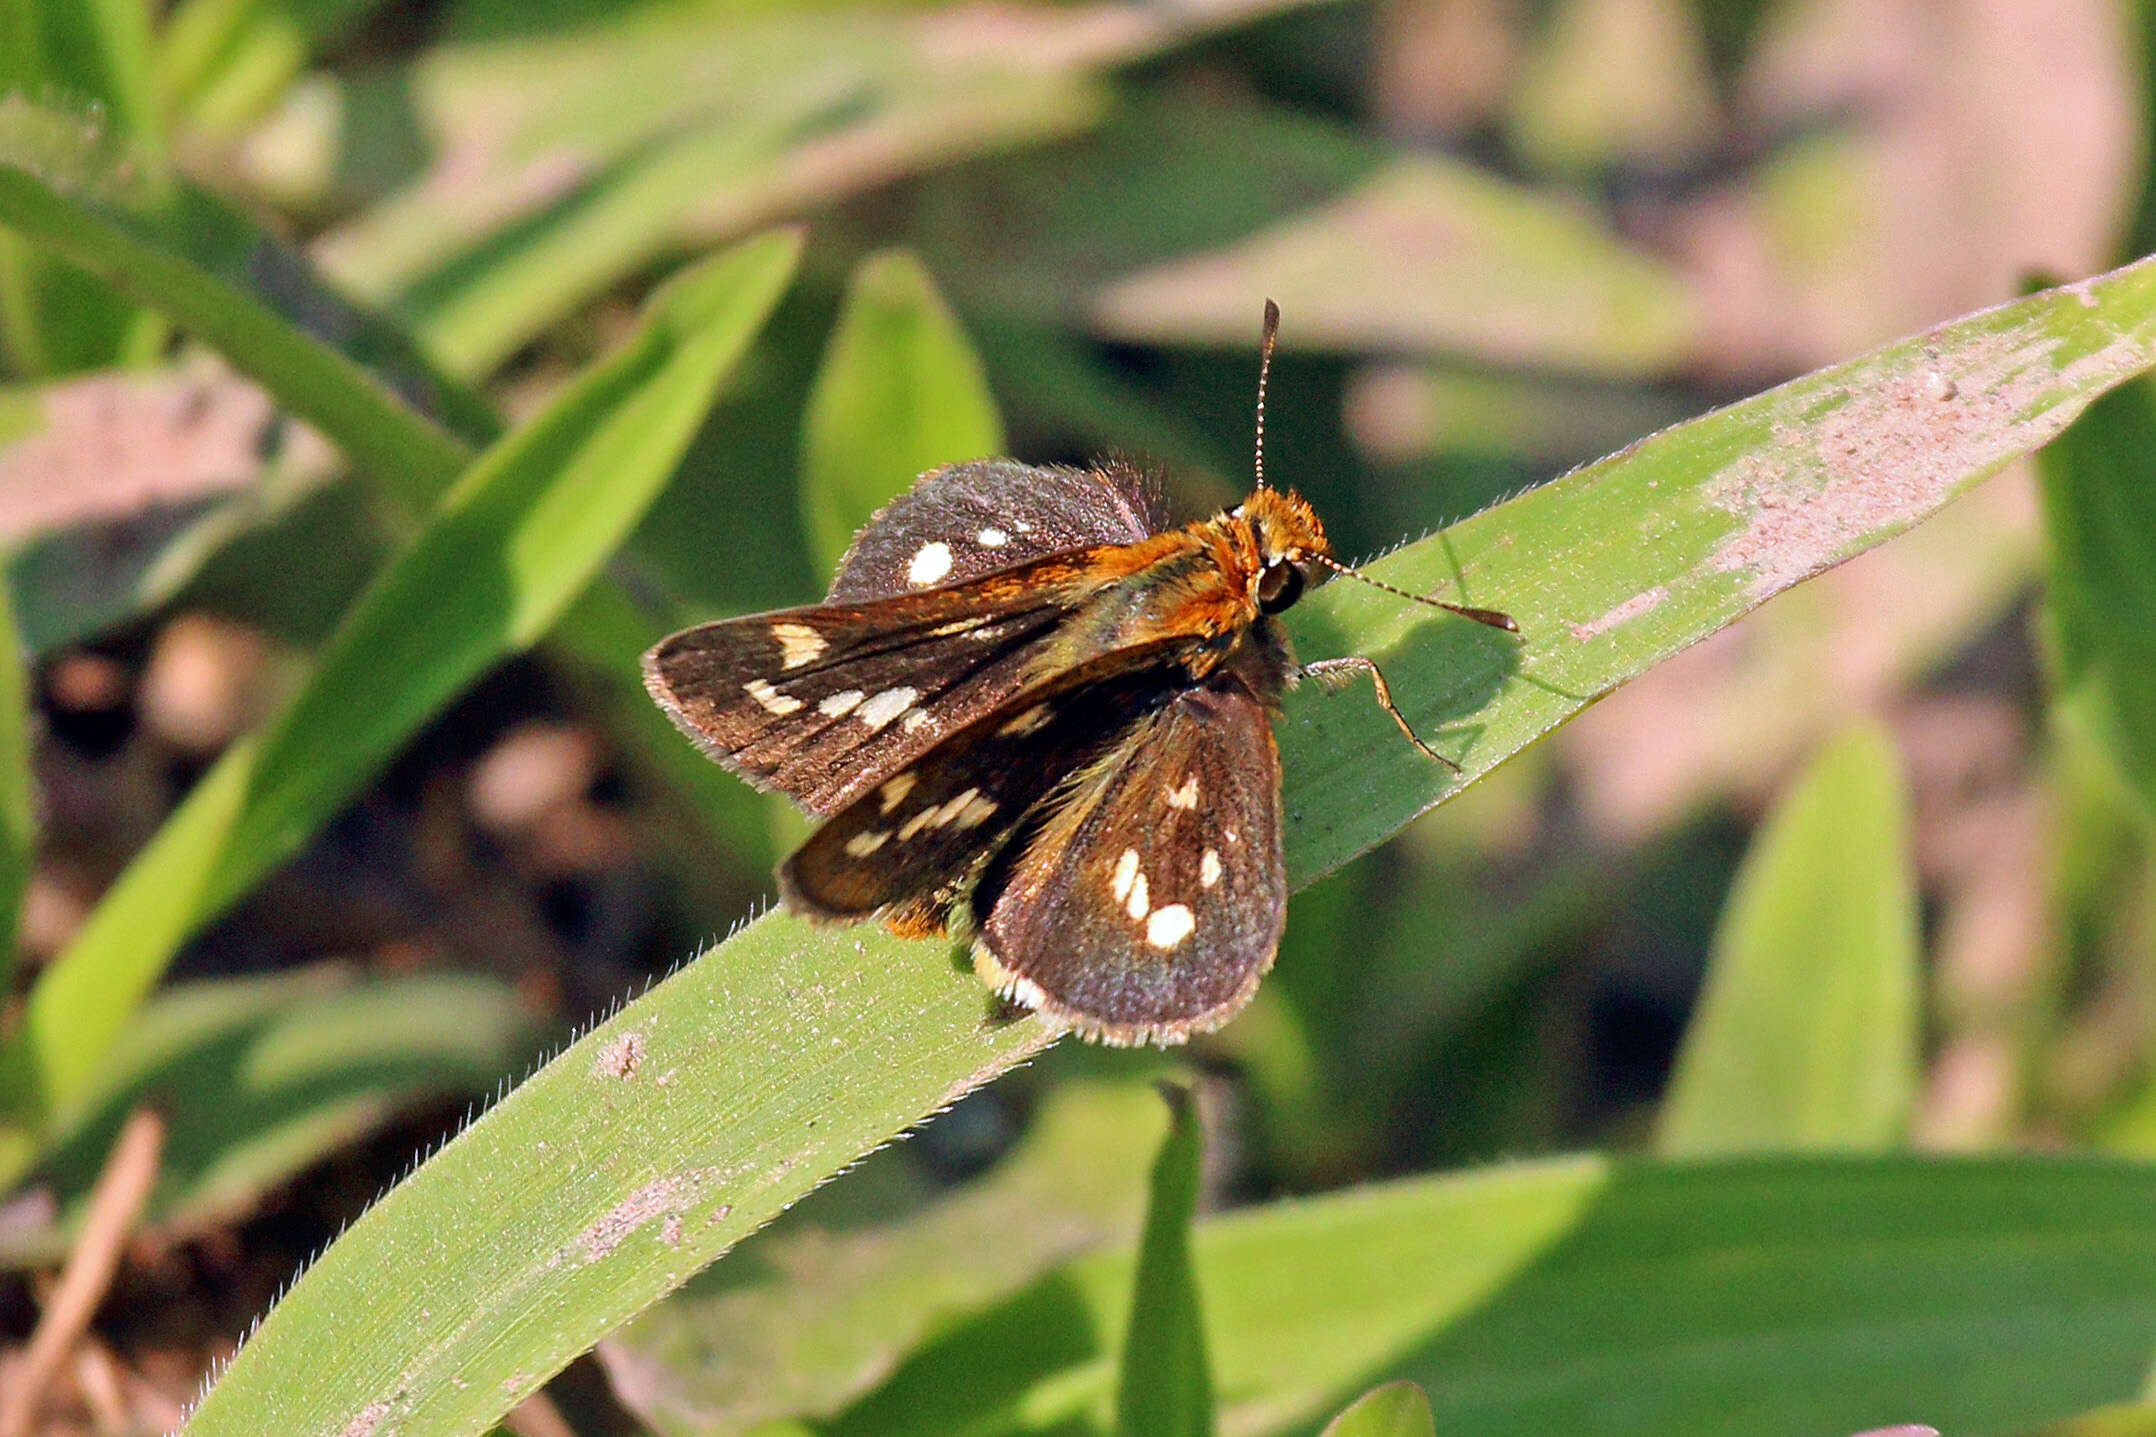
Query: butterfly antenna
1254 298 1279 490
1310 552 1520 632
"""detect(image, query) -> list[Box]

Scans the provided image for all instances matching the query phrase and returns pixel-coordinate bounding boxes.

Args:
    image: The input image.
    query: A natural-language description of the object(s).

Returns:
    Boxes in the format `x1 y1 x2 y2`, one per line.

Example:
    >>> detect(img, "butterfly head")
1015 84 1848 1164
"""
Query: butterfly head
1236 486 1329 615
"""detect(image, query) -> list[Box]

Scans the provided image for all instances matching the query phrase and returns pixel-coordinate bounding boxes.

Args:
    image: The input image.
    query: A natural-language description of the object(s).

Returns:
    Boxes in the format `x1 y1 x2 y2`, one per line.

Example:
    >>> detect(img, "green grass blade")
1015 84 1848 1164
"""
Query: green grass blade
0 95 485 505
1320 1382 1436 1437
2036 372 2156 819
0 580 32 997
181 261 2156 1437
601 1079 1167 1433
0 967 538 1268
829 1155 2156 1437
799 249 1004 573
1115 1085 1212 1437
1655 722 1921 1154
0 231 801 1171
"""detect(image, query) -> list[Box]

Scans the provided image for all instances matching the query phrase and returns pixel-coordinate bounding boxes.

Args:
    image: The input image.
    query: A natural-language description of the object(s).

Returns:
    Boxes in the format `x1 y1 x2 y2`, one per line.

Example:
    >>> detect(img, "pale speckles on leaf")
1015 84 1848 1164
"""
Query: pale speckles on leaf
1712 323 2155 599
1145 903 1195 949
771 621 826 669
594 1029 645 1079
856 687 919 731
1111 847 1140 903
746 678 802 715
906 541 954 585
845 829 890 857
1167 775 1199 809
1569 585 1669 642
1200 848 1222 887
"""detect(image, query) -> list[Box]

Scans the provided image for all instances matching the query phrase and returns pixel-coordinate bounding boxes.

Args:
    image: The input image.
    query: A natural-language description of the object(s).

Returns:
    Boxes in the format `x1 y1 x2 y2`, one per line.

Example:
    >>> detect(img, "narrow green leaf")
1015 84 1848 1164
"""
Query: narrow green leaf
0 95 486 507
601 1080 1168 1434
829 1155 2156 1437
799 249 1004 573
2036 371 2156 819
0 581 32 997
1115 1084 1212 1437
1320 1382 1436 1437
183 262 2156 1437
0 230 801 1173
0 967 538 1267
1655 722 1921 1154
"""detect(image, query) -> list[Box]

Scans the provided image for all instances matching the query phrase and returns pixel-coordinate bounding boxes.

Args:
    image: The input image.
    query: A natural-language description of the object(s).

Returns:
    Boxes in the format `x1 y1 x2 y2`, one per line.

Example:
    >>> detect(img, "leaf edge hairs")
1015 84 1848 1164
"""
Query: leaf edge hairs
643 303 1517 1046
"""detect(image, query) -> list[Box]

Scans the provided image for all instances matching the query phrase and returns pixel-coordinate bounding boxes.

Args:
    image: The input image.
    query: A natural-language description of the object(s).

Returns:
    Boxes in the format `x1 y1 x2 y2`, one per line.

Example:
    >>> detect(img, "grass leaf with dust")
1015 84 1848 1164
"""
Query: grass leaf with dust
182 260 2156 1437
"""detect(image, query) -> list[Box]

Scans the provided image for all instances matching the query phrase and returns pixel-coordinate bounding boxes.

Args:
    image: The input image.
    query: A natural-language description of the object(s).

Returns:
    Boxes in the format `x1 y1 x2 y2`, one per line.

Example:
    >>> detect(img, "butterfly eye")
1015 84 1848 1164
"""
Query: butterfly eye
1256 559 1305 614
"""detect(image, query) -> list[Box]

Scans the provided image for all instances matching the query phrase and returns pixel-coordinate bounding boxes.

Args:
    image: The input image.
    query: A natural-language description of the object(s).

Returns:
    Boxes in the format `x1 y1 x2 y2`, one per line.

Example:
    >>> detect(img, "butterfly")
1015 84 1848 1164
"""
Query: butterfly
643 303 1516 1046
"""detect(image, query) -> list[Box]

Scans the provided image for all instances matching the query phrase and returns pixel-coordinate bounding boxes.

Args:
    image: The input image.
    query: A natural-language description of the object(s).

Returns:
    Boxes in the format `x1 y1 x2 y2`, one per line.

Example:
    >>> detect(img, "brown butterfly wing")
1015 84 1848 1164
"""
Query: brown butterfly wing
970 673 1286 1046
828 460 1166 602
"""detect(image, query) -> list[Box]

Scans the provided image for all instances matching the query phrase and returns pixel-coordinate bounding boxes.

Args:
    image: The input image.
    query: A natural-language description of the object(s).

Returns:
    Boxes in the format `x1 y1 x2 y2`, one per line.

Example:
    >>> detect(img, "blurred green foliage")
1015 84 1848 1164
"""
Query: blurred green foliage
3 1 2156 1435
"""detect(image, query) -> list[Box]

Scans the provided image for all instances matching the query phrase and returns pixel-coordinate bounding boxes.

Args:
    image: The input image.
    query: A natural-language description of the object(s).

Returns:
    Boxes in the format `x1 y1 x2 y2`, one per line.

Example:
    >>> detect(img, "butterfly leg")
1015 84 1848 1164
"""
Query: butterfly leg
1299 656 1462 772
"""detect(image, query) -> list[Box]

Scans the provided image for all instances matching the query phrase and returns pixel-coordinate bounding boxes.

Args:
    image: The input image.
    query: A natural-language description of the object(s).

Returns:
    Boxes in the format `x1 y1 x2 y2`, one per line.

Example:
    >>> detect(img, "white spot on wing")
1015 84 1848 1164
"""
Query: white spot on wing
746 678 801 715
1200 849 1222 887
857 687 919 731
929 616 990 637
902 708 932 732
1146 904 1195 949
845 830 889 857
1125 871 1150 920
819 689 865 717
1167 776 1199 809
907 542 954 586
977 527 1009 547
878 773 917 812
957 794 999 827
1111 848 1140 903
771 621 826 669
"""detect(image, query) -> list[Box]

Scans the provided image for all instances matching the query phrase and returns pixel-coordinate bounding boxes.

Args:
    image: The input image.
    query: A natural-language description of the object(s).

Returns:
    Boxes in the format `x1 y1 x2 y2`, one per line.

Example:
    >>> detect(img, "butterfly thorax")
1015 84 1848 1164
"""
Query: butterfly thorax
1039 486 1327 685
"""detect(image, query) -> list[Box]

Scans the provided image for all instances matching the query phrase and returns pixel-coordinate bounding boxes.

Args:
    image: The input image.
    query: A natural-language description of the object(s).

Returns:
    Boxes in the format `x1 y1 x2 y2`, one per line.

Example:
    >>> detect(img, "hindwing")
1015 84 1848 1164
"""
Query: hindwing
972 673 1286 1046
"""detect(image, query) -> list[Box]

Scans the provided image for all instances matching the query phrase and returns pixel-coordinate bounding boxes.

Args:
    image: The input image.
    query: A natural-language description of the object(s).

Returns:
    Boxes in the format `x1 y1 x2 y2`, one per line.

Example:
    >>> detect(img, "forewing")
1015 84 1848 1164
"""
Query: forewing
778 662 1181 923
829 459 1167 602
644 573 1082 815
973 678 1285 1046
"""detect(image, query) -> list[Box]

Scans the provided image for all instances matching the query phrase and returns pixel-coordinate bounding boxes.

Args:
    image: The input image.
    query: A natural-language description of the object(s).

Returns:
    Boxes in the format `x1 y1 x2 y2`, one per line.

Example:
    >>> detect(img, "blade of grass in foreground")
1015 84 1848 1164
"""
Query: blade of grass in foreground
827 1154 2156 1437
0 232 802 1180
182 260 2156 1437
